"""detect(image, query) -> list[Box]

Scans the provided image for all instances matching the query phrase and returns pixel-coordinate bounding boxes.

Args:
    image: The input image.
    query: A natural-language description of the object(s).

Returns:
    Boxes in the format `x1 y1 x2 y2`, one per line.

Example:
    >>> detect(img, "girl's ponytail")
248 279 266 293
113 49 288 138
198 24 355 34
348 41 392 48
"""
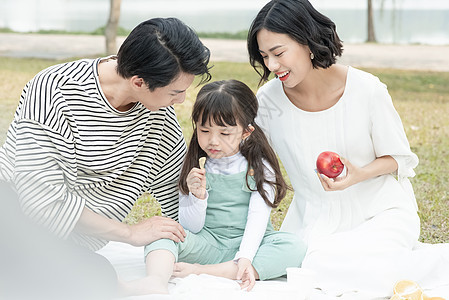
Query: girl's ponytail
240 123 289 208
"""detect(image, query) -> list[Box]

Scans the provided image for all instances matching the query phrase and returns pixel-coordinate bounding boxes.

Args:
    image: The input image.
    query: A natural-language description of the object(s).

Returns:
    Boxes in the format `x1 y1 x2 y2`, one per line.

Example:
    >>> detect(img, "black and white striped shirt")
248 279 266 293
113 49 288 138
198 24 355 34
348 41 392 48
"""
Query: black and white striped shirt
0 58 186 251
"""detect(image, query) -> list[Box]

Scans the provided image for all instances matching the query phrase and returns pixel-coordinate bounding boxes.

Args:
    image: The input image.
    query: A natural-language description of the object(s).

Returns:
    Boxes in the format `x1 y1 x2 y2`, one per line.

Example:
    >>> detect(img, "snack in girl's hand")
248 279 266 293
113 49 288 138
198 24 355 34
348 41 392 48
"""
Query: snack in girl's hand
199 157 206 170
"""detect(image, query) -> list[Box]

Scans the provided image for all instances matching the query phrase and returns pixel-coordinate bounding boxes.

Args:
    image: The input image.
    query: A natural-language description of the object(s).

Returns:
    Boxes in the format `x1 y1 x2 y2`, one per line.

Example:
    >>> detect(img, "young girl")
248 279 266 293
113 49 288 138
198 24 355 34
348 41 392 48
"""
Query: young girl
143 79 306 293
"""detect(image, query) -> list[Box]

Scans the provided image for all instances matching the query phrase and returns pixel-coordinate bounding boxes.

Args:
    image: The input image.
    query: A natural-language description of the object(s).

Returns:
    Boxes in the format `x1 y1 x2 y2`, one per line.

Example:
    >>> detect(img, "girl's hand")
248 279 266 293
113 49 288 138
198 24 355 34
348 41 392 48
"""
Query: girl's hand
317 158 364 191
236 258 256 291
186 167 206 199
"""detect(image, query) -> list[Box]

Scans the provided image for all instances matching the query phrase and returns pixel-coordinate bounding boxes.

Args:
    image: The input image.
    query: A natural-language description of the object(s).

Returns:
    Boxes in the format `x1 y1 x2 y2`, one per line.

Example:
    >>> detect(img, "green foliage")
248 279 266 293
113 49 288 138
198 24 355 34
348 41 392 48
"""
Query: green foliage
35 29 88 35
0 27 14 33
124 193 161 225
0 27 131 36
1 28 248 39
90 26 131 36
197 30 248 40
0 57 447 243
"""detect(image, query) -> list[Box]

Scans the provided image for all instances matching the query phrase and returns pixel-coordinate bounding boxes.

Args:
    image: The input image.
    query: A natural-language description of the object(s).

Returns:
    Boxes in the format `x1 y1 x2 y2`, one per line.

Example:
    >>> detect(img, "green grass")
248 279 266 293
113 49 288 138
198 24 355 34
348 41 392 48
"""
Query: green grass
1 56 448 243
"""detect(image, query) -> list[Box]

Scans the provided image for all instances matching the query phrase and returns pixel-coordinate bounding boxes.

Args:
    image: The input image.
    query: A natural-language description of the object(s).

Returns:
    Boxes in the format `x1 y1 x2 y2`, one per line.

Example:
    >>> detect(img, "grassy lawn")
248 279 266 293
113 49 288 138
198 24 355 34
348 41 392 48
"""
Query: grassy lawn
1 57 448 243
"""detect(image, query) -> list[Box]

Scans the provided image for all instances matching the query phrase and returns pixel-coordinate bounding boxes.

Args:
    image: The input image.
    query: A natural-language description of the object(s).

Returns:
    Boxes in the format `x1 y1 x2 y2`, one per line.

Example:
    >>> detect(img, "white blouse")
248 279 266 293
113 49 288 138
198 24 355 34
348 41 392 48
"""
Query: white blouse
256 66 419 244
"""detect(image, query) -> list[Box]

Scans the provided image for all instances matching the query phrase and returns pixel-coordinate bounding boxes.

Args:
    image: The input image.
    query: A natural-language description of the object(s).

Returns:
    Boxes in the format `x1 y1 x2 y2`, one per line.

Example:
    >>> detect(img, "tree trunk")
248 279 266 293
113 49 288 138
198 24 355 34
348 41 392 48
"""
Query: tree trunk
367 0 377 42
105 0 122 55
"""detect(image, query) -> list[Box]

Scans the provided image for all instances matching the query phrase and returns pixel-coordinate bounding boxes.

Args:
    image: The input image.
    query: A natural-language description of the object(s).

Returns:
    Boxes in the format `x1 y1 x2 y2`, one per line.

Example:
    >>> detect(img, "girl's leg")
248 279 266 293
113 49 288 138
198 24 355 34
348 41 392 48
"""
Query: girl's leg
145 249 176 293
118 249 175 296
171 229 250 280
173 260 260 280
252 231 306 280
173 231 305 282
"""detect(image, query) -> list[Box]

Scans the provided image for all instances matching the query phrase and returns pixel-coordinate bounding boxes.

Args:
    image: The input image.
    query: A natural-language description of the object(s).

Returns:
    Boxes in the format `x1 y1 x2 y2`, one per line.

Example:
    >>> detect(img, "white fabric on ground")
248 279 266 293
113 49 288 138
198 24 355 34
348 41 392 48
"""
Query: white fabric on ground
97 241 449 300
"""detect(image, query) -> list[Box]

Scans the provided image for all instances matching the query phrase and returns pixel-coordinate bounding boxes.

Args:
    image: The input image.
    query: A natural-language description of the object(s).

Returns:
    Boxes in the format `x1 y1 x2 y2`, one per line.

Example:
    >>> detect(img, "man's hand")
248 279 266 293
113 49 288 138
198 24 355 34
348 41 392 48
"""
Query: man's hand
75 208 186 246
236 258 257 292
128 216 186 246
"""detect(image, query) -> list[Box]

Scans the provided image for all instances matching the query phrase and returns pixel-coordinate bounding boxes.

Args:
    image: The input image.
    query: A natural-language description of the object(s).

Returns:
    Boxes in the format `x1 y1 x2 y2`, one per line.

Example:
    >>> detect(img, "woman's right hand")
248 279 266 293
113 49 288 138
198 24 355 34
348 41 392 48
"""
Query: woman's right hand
186 167 206 199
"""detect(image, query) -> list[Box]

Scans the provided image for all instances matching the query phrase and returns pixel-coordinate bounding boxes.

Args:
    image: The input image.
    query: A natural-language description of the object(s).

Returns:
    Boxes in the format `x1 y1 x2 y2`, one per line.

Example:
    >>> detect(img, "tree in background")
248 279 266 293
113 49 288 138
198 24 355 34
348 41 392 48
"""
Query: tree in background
105 0 122 55
367 0 376 42
367 0 397 43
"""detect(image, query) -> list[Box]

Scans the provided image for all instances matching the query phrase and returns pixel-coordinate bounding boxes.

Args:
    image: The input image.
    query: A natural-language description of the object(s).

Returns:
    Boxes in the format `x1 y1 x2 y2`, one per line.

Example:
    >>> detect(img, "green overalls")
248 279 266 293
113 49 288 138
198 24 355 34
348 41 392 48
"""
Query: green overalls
144 170 306 280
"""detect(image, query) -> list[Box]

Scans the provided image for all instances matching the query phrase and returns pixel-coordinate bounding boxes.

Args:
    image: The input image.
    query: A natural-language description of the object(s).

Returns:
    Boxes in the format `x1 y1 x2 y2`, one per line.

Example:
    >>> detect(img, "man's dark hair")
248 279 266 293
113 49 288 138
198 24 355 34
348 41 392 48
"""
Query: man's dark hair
117 17 211 91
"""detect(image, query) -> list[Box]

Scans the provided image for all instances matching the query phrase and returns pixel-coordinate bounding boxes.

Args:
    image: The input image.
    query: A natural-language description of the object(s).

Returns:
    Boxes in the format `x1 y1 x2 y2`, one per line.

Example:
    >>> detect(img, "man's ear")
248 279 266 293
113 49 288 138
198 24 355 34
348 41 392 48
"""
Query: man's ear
242 125 255 140
130 76 145 89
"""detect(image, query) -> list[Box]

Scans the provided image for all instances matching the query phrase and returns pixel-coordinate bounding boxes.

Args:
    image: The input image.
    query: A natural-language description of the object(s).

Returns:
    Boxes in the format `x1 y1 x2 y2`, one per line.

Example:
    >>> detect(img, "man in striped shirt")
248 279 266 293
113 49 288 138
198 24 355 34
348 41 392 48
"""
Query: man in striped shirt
0 18 210 298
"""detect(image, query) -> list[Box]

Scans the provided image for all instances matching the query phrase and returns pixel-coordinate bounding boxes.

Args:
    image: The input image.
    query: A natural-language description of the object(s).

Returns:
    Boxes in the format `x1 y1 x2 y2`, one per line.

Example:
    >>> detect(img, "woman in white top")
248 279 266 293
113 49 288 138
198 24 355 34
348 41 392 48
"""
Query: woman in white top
247 0 449 298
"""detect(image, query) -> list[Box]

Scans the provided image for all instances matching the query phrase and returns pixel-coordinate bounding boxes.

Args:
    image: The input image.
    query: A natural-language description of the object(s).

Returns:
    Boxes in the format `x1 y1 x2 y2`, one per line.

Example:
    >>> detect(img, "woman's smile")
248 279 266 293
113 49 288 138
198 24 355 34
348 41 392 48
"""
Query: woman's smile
276 71 290 81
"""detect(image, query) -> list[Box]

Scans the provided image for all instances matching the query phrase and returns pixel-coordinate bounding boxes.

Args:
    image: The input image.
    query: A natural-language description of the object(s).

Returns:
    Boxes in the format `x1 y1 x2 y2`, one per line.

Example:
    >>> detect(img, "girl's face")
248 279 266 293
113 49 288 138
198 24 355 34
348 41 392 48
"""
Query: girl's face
256 29 313 89
196 119 251 159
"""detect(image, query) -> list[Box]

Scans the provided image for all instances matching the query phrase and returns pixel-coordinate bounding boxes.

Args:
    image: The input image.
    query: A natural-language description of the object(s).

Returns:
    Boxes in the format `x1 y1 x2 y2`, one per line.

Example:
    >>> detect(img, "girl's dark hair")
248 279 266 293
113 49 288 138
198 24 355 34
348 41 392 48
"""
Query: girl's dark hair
179 80 288 208
117 17 211 91
247 0 343 85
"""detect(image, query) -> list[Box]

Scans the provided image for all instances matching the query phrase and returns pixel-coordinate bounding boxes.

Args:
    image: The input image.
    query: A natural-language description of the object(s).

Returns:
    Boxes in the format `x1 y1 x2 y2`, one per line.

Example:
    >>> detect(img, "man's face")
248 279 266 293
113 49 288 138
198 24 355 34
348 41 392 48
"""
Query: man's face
139 72 195 111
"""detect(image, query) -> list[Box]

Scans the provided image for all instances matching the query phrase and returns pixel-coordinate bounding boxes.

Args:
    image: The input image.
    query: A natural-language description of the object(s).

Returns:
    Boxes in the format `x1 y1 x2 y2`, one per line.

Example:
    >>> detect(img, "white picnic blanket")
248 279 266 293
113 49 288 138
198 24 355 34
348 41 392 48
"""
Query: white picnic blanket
97 242 449 300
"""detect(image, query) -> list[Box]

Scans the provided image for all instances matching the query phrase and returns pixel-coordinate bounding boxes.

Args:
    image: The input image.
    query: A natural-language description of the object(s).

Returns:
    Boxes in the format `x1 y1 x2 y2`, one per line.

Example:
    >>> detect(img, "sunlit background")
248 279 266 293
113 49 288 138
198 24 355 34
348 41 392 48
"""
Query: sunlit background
0 0 448 44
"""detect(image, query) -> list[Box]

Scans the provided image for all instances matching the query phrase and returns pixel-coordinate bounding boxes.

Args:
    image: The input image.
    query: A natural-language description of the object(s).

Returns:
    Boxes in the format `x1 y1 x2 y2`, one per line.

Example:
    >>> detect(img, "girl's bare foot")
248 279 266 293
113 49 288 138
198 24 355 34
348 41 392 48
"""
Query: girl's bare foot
173 262 201 278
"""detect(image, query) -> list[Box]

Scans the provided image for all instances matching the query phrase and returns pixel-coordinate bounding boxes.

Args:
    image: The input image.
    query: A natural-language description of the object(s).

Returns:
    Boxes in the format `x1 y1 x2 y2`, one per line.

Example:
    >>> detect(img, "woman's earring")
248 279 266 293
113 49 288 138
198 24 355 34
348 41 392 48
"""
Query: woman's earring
310 52 314 60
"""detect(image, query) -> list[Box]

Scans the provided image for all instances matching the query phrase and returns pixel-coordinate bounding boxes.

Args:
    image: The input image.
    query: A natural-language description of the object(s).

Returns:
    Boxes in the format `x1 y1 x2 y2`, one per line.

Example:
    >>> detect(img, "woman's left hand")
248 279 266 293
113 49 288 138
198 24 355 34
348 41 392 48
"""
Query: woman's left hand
316 158 364 191
317 155 398 192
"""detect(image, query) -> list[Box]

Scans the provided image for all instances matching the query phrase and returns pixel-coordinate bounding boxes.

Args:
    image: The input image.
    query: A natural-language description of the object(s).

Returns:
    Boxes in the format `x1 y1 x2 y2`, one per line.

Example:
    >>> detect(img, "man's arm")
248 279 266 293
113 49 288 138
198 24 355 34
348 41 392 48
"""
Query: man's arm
74 207 185 246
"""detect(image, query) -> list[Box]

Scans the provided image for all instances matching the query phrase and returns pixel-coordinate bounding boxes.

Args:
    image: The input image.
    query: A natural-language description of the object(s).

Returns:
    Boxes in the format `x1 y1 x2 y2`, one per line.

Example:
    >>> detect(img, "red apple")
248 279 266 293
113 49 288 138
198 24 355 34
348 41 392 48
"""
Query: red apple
316 151 344 178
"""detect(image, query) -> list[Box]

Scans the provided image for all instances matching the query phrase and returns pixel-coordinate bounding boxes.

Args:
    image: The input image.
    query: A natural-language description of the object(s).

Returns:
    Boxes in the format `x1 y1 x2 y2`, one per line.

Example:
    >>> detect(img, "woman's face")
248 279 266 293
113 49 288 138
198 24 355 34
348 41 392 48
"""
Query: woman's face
256 29 313 89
